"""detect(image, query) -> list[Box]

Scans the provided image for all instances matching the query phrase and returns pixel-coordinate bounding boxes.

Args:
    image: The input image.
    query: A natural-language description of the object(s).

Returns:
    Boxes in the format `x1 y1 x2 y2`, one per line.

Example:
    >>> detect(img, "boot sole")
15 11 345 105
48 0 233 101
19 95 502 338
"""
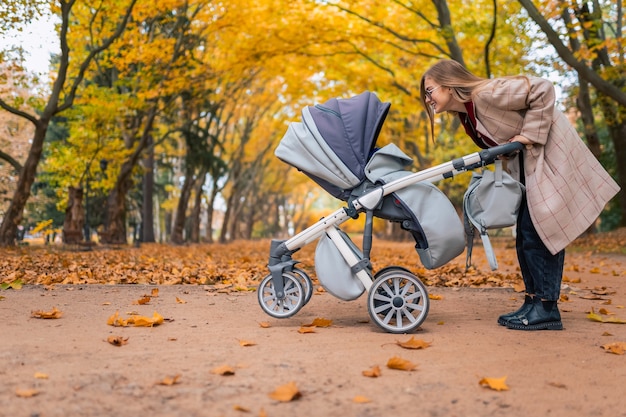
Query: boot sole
506 321 563 331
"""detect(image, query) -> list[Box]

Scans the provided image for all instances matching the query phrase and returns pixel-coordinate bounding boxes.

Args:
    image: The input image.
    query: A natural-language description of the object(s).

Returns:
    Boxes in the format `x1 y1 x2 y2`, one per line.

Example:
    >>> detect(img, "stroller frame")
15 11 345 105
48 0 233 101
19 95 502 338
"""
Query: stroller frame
258 141 523 333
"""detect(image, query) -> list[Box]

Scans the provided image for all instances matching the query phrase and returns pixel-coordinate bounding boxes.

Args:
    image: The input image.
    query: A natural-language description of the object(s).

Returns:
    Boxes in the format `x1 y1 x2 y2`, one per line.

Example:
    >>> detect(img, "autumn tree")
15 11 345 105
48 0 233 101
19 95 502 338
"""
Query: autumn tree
517 0 625 226
0 0 137 246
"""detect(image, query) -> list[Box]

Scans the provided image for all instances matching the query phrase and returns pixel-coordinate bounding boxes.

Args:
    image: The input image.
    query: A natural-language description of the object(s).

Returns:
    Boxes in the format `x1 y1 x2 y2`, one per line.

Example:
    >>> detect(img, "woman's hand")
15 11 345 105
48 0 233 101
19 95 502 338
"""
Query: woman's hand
509 135 534 148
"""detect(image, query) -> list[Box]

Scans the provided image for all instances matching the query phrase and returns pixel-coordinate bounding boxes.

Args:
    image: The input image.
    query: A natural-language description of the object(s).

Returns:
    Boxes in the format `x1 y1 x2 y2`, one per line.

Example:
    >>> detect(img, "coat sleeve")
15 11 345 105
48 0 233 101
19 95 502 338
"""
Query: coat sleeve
474 77 556 145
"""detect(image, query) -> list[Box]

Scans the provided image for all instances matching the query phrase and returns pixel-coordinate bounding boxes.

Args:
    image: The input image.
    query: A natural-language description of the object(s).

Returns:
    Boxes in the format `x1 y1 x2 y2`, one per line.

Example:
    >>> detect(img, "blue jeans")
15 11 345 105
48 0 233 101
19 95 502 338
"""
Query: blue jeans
516 193 565 301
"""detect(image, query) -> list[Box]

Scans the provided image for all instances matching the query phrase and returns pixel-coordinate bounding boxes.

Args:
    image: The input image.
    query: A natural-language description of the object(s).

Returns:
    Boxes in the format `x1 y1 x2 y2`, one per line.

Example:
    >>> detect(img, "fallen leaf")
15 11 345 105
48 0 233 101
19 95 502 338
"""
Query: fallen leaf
211 365 235 376
158 375 181 385
15 388 39 398
238 339 256 347
362 365 381 378
587 308 626 324
233 405 250 412
601 342 626 355
34 372 48 379
269 381 301 402
303 318 332 327
259 321 271 328
428 294 443 300
134 296 151 305
479 376 509 391
107 311 164 327
396 336 431 350
298 326 316 334
107 335 129 346
547 381 567 389
31 307 63 319
151 288 159 297
353 395 371 403
175 297 186 304
386 356 417 371
1 279 24 290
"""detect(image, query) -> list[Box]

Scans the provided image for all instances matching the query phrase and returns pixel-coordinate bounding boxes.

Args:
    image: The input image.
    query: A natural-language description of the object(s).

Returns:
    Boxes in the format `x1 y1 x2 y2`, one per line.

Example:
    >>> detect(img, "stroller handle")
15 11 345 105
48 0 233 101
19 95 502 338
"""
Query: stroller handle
478 141 524 164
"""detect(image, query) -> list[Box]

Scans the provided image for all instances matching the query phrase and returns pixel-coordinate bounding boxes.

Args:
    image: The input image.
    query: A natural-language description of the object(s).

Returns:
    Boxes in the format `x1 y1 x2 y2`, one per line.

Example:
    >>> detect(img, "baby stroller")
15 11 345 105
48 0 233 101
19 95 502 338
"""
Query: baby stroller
257 91 522 333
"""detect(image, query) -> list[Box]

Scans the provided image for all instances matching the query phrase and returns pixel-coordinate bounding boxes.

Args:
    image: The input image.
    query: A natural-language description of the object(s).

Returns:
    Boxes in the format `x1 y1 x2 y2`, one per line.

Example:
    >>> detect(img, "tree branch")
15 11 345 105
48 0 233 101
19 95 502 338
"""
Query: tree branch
517 0 626 107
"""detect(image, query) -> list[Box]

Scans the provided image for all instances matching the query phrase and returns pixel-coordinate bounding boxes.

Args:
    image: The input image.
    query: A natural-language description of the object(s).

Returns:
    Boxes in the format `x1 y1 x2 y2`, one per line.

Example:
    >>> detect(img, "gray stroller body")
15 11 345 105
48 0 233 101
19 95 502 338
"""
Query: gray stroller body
258 91 522 333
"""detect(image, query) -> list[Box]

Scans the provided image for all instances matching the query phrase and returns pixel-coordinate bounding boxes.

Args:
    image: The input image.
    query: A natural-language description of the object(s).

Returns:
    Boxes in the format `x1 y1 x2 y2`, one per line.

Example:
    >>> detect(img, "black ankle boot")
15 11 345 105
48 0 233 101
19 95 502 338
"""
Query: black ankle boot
505 297 563 330
497 294 533 326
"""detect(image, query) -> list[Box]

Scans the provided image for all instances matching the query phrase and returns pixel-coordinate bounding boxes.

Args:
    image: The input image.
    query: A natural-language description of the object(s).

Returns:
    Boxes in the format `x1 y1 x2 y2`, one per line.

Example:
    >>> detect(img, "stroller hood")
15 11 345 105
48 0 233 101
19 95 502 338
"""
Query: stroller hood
275 91 391 200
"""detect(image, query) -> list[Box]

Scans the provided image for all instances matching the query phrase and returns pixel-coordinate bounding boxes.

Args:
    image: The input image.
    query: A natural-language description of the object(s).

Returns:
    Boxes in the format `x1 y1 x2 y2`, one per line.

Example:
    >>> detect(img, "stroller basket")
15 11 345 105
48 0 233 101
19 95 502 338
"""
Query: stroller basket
259 91 523 333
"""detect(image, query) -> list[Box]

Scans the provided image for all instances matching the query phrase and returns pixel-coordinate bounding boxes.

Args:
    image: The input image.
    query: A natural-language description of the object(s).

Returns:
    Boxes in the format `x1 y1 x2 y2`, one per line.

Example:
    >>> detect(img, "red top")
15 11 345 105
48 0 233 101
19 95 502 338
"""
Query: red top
460 101 498 149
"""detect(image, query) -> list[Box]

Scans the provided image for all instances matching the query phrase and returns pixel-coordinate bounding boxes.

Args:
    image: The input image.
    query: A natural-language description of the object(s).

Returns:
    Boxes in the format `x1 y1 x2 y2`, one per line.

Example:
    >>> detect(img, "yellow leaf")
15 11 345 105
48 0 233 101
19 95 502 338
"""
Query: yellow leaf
158 375 181 386
601 342 626 355
362 365 381 377
34 372 48 379
175 297 186 304
386 356 417 371
233 404 250 412
151 288 159 297
15 388 39 398
259 321 271 328
269 381 301 402
134 296 151 305
31 307 63 319
396 336 431 350
107 335 129 346
479 376 509 391
211 365 235 376
298 326 316 334
587 308 626 324
353 395 371 403
239 339 256 347
428 294 443 300
303 318 332 327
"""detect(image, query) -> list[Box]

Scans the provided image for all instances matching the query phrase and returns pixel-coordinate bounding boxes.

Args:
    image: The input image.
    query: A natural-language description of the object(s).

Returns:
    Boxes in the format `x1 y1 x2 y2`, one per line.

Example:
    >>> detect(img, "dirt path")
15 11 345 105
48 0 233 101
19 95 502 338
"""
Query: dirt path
1 251 626 417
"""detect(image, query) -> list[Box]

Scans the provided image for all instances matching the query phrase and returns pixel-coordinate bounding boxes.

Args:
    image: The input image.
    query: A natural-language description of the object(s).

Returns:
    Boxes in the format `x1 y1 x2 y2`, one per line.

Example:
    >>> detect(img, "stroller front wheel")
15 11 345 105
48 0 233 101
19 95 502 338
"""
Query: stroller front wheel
257 272 305 318
367 267 429 333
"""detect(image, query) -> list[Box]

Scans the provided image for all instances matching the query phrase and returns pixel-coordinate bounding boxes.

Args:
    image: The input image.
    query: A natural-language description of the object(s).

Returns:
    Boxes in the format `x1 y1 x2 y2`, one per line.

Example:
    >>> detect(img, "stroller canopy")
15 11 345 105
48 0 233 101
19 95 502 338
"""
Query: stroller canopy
275 91 391 200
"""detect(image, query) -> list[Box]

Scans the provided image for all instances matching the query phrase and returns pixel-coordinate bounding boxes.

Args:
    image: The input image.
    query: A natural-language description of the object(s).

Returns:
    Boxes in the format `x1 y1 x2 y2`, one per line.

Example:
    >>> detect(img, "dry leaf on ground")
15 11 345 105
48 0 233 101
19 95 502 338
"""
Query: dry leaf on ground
362 365 381 377
158 375 181 385
269 381 301 402
479 376 509 391
601 342 626 355
15 388 39 398
211 365 235 376
31 307 62 319
396 336 431 350
303 318 333 327
386 356 417 371
587 308 626 324
106 335 129 346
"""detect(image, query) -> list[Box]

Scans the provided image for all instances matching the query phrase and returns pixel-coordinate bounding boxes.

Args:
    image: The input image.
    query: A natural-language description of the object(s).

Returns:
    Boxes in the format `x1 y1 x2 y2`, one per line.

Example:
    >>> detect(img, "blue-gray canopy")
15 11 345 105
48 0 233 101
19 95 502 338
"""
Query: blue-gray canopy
275 91 391 200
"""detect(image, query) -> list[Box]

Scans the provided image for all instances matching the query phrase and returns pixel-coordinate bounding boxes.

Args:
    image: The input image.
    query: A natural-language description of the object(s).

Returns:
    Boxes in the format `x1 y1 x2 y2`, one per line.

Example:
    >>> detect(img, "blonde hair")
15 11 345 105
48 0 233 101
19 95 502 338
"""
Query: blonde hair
420 60 488 140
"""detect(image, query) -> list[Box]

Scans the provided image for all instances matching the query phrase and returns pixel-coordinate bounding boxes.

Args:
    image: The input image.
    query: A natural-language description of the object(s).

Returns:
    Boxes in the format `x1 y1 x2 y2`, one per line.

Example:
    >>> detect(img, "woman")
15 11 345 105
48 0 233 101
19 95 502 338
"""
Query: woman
420 60 620 330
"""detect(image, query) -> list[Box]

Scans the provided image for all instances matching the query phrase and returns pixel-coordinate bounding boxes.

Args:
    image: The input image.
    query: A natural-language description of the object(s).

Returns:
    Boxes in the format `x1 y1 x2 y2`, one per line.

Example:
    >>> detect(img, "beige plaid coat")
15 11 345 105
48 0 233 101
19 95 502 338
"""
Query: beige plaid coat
470 76 620 254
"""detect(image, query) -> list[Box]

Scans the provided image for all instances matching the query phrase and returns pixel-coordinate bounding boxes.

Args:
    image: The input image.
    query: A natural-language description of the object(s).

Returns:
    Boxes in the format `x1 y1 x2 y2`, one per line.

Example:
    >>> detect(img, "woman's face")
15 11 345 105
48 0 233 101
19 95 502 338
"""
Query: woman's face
423 76 460 114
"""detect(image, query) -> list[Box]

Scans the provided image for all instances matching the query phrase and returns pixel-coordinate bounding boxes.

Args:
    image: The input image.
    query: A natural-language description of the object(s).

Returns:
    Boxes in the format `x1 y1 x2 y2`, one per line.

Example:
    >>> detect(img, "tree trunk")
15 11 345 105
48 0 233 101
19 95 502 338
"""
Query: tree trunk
189 170 206 243
0 123 47 246
62 186 85 244
142 136 155 243
171 169 194 244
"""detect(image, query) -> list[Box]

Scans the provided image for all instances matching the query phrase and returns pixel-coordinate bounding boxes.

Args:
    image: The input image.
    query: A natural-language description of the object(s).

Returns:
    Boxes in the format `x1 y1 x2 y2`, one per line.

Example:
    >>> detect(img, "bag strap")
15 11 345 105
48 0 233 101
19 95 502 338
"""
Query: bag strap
463 165 501 271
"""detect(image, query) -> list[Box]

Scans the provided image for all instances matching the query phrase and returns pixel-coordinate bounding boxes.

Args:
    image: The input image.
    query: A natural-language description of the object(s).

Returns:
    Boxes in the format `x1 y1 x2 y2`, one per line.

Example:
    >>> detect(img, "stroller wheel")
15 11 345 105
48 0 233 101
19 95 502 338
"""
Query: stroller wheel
367 267 429 334
291 267 313 305
257 272 305 318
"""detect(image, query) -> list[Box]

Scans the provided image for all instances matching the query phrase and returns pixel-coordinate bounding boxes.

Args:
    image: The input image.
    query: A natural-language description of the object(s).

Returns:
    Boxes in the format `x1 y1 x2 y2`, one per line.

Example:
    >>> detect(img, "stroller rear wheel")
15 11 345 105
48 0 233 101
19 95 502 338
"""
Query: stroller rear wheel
367 267 429 333
258 272 305 318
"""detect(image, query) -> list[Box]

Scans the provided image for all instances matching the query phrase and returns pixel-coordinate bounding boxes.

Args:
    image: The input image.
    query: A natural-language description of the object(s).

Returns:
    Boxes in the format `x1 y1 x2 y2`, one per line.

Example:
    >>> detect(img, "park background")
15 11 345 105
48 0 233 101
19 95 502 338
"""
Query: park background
0 0 624 249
